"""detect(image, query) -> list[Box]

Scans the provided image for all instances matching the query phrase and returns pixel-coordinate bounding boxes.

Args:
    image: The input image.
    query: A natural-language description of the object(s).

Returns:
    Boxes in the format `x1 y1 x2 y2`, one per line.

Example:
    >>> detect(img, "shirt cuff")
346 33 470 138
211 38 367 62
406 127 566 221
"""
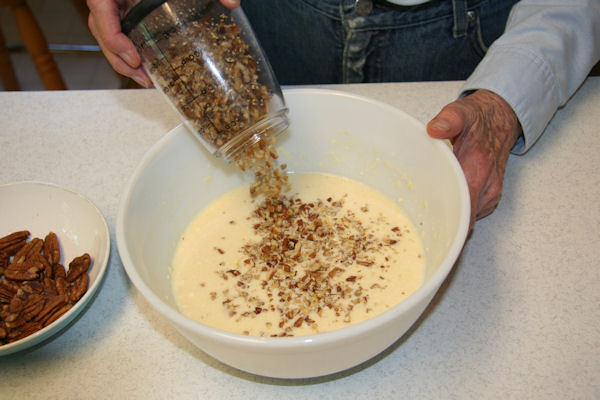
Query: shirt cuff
461 45 562 155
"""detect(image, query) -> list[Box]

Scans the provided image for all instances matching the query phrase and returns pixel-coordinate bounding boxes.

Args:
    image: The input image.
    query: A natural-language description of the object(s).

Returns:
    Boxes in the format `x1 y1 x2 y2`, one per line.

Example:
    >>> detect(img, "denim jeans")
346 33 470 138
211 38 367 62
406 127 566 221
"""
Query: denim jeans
242 0 519 84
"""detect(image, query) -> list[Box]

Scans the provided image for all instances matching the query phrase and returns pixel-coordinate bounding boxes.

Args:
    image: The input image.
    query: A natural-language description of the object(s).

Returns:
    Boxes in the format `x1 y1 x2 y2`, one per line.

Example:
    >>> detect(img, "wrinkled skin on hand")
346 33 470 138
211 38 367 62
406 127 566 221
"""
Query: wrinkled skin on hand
426 90 522 229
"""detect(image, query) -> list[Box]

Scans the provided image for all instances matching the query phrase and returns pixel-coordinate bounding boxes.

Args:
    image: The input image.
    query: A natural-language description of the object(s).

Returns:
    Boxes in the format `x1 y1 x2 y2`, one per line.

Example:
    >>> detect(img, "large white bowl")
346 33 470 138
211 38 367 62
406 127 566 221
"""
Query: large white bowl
116 88 470 378
0 181 110 356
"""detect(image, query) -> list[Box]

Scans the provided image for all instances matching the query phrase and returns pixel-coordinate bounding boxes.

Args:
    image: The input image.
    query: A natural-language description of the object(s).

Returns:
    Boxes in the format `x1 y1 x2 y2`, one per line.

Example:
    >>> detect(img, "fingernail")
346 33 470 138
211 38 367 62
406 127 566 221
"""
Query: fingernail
431 119 451 132
120 52 135 67
132 73 151 88
222 0 240 8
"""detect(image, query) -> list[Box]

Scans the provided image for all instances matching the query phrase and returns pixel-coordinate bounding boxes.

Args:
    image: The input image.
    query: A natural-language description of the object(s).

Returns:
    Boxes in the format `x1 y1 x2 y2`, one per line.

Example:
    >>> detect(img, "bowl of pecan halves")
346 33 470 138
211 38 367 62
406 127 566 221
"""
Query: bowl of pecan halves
0 181 110 355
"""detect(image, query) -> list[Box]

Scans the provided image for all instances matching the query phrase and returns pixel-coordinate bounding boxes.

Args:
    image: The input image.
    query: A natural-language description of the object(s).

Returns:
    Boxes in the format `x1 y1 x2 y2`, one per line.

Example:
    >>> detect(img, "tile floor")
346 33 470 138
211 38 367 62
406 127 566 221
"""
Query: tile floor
0 0 122 91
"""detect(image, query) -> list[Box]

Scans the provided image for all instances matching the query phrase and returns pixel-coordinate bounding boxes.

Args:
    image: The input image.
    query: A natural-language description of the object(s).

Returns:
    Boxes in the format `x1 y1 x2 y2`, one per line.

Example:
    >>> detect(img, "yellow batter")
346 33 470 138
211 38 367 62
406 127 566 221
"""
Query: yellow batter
171 173 425 336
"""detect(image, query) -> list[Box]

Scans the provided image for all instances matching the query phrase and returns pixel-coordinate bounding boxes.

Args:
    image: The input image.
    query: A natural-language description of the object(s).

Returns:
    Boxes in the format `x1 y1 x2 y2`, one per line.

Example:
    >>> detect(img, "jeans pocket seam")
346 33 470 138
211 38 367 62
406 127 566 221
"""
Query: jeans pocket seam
470 14 488 57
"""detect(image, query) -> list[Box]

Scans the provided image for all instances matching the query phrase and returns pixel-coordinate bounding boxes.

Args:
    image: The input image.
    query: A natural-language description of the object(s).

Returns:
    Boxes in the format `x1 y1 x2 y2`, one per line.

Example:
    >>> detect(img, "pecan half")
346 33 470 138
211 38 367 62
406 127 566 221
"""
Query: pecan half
54 276 69 298
0 251 9 268
0 282 17 303
0 231 30 255
4 257 44 281
43 232 60 267
4 267 39 281
69 273 89 303
34 295 68 324
7 321 43 343
11 237 43 265
3 312 26 329
66 254 91 282
21 281 45 295
41 303 72 327
54 263 66 280
20 293 45 321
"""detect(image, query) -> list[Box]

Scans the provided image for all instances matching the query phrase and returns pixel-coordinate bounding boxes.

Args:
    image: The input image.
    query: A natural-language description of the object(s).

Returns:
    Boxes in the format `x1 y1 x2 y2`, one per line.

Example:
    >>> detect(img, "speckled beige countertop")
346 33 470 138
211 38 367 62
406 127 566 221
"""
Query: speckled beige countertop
0 80 598 399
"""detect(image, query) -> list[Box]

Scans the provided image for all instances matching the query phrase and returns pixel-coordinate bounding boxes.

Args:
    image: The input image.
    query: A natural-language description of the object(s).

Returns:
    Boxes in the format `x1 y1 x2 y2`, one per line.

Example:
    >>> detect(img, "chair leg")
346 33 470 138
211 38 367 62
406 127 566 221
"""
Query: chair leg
11 0 67 90
68 0 136 89
0 26 20 90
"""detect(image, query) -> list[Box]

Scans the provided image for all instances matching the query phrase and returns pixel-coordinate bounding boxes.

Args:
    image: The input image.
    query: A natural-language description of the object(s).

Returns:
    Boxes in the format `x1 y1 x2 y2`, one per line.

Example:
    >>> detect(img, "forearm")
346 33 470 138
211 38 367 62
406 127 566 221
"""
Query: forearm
462 0 600 154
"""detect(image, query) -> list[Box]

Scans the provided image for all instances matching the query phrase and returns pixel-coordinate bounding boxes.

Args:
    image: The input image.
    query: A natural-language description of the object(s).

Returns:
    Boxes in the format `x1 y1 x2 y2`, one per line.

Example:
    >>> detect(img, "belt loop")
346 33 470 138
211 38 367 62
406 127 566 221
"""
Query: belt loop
452 0 468 38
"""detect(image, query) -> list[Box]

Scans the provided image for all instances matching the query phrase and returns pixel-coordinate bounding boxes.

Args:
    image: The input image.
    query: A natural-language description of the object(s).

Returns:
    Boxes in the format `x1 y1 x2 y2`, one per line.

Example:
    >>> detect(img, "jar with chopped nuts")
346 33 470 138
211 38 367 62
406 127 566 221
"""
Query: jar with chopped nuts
121 0 289 161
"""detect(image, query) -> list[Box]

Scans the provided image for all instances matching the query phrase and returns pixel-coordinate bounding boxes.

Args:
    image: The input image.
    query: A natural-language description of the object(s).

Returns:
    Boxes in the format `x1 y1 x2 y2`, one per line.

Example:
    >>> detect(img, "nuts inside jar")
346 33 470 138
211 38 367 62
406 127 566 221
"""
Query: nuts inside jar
132 11 273 152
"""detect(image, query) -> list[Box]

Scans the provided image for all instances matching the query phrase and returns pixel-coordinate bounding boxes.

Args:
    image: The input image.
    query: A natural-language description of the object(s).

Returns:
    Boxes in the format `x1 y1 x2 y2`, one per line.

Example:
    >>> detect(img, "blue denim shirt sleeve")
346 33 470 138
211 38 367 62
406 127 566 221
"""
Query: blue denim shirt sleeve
461 0 600 154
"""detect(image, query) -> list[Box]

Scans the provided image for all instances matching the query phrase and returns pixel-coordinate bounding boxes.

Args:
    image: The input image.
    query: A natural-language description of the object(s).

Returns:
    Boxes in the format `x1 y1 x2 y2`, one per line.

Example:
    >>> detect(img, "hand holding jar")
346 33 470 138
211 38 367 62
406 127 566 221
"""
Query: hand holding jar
87 0 241 88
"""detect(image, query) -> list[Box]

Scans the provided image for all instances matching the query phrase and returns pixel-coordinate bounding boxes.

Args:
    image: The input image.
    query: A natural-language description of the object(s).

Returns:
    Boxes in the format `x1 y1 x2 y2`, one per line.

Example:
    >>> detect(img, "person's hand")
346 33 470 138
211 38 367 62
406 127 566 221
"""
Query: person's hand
426 90 522 229
86 0 241 87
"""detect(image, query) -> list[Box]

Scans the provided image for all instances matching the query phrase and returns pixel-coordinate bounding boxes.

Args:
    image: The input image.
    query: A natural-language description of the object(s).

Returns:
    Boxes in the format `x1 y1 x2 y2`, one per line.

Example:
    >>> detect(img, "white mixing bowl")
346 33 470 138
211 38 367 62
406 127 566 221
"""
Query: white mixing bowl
116 88 470 378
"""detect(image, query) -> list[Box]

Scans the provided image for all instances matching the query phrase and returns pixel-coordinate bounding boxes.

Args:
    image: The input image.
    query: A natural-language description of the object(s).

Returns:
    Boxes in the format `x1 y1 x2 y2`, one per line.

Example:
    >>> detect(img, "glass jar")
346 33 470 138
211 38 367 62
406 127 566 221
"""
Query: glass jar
121 0 289 161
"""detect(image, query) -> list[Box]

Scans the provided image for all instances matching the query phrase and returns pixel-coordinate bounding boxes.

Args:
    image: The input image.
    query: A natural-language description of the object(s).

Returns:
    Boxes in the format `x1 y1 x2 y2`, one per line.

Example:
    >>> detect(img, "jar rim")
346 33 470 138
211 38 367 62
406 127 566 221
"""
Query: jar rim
121 0 168 35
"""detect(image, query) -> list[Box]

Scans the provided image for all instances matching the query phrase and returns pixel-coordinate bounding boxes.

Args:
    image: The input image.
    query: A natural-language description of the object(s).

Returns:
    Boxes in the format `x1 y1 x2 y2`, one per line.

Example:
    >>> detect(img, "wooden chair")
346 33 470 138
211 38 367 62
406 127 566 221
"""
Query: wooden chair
0 0 66 90
68 0 141 89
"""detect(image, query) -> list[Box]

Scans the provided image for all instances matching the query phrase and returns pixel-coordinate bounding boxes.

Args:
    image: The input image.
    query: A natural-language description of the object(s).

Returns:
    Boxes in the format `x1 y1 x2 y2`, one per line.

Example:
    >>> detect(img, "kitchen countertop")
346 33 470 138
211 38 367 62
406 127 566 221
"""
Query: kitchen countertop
0 80 598 399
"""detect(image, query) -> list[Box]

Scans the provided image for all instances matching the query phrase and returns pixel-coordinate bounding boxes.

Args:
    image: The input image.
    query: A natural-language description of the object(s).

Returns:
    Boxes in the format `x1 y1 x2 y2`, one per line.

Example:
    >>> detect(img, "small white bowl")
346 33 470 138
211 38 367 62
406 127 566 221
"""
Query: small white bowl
0 181 110 356
117 88 470 378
